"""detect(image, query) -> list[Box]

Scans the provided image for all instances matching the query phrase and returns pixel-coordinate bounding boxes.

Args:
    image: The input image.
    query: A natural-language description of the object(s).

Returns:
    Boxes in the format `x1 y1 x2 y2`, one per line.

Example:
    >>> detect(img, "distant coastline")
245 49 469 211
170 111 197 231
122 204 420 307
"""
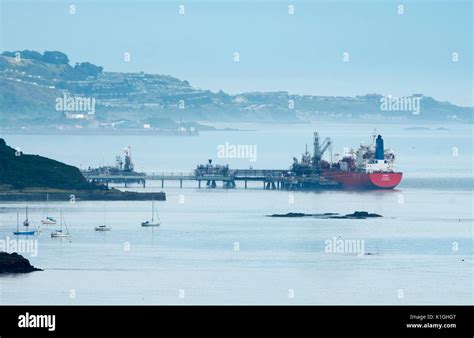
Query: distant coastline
1 50 472 128
0 126 242 135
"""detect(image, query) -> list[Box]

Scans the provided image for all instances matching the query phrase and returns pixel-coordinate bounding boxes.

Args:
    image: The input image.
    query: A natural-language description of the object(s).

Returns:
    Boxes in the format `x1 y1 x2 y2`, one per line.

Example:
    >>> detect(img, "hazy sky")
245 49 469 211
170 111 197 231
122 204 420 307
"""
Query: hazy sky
1 0 472 106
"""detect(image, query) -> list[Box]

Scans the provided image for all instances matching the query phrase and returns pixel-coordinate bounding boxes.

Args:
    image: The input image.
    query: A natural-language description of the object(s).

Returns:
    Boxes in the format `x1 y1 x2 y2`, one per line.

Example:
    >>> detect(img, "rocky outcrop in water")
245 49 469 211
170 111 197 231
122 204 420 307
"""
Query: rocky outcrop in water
0 252 42 274
267 211 382 219
330 211 382 219
268 212 338 218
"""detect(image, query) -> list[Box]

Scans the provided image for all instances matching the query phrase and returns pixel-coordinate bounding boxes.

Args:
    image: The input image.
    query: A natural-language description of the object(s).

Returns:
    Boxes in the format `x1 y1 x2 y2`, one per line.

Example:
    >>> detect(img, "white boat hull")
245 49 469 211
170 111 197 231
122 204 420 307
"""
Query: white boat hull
51 231 70 238
141 222 160 227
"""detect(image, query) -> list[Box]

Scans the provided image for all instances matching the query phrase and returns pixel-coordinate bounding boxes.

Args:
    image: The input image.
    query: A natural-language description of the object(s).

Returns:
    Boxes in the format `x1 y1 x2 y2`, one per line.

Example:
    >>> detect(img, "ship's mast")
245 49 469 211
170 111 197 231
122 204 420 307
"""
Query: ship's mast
371 129 377 147
312 131 332 169
313 132 321 163
123 146 134 172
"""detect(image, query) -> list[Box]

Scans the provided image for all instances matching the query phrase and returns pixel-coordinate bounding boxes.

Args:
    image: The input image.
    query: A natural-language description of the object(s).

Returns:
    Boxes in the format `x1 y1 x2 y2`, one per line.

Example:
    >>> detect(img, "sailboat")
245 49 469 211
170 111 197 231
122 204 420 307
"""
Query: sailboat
51 210 70 238
95 204 111 231
13 212 35 235
141 199 160 227
22 206 30 227
41 194 57 225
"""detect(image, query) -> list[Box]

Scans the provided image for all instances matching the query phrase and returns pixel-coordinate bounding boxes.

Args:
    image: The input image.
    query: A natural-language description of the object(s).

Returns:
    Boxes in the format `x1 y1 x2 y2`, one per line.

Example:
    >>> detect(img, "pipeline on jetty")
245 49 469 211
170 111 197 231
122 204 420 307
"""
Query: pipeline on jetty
81 133 345 190
82 159 340 190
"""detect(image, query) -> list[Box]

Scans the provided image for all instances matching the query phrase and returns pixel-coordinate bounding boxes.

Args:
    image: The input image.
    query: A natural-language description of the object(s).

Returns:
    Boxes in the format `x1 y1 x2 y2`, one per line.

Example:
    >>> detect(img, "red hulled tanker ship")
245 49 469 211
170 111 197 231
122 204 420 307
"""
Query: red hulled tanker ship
322 132 402 189
291 131 402 189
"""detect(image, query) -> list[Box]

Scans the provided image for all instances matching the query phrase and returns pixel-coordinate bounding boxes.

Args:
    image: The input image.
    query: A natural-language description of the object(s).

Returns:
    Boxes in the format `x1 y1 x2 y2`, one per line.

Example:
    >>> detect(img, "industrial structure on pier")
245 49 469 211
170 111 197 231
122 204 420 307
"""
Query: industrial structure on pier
81 131 402 190
82 146 146 185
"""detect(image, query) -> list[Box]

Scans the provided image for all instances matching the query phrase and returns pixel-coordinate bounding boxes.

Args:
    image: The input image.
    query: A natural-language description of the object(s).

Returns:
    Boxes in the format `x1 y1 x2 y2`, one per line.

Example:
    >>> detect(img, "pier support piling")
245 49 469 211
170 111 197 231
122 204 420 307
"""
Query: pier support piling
224 181 236 189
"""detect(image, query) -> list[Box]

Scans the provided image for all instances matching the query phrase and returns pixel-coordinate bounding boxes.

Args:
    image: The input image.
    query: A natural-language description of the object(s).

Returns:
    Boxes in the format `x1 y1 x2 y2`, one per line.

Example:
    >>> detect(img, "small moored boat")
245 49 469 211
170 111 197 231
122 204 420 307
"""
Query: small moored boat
95 225 111 231
51 211 70 238
13 212 35 236
95 203 111 231
41 194 57 225
141 199 160 227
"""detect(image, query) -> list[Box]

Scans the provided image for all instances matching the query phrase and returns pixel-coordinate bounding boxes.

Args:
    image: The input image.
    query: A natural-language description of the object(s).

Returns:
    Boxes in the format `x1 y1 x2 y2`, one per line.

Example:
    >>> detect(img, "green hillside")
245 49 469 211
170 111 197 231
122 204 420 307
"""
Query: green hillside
0 138 94 190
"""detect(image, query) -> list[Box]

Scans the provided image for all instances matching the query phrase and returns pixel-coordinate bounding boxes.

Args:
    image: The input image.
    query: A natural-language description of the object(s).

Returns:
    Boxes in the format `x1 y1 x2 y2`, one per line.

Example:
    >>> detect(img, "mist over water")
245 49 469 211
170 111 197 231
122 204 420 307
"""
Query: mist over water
3 122 473 180
0 123 472 304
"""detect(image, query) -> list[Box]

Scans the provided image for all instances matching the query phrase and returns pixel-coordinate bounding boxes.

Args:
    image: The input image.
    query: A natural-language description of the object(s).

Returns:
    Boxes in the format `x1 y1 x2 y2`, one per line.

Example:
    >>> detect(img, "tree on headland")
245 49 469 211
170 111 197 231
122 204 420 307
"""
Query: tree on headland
42 51 70 64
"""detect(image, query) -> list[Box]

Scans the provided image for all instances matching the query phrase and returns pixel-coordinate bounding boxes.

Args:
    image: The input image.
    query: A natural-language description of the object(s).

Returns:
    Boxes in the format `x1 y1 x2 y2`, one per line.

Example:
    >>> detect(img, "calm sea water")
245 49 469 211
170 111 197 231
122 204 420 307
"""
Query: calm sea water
0 122 472 304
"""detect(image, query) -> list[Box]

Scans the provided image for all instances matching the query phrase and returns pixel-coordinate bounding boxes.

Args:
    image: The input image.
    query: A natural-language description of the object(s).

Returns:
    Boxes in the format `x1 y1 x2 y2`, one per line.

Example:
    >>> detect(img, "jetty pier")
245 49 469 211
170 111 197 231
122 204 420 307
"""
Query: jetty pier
81 169 340 190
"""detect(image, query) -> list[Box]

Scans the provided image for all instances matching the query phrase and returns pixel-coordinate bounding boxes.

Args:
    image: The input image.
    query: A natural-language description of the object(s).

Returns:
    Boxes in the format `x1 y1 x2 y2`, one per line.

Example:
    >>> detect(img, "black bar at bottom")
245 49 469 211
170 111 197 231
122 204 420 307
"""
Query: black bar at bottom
0 305 472 337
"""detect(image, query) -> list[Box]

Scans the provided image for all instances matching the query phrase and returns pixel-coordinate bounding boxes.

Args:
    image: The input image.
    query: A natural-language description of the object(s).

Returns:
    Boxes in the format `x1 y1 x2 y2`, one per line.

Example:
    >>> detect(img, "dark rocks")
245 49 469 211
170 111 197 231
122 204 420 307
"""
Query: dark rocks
268 212 339 218
268 211 382 219
0 252 42 274
330 211 382 219
268 212 308 217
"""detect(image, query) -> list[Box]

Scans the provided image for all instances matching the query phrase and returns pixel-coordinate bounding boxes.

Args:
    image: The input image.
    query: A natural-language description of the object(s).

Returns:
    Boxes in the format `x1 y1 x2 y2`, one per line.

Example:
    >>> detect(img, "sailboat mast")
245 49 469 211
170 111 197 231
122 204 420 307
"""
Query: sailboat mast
45 193 49 216
17 212 19 232
152 200 154 222
63 214 69 234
